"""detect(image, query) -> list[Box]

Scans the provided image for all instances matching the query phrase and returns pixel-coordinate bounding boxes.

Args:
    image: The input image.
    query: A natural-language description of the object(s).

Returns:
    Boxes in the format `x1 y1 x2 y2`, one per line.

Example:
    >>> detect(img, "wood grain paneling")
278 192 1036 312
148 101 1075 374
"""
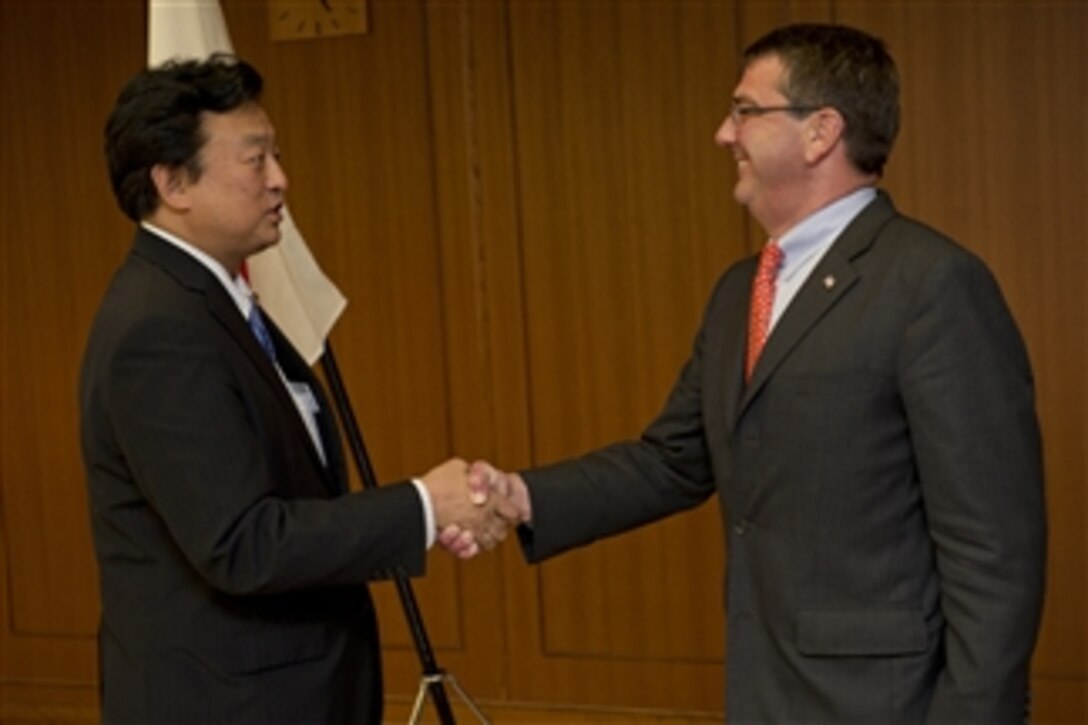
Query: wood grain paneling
499 0 745 711
1 0 144 689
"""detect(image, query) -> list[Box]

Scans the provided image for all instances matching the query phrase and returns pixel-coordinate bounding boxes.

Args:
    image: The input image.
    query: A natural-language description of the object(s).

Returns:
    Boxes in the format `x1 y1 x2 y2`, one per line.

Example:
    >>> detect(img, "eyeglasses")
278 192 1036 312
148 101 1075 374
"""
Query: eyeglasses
729 103 821 126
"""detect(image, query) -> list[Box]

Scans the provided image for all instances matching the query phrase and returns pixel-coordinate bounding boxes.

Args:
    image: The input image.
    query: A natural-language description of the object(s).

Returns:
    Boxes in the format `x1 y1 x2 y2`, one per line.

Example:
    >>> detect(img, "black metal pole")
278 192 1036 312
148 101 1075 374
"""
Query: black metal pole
320 341 457 725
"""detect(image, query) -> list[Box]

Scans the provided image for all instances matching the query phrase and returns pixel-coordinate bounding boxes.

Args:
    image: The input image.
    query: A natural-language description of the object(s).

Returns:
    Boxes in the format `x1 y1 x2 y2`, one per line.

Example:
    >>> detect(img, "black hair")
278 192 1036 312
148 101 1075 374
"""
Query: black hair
104 53 264 221
744 24 900 176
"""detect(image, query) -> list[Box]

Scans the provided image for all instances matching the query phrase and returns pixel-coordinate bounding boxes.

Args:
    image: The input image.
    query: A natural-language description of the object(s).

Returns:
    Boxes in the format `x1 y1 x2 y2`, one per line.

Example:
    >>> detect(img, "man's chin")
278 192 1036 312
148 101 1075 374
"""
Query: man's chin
250 234 282 257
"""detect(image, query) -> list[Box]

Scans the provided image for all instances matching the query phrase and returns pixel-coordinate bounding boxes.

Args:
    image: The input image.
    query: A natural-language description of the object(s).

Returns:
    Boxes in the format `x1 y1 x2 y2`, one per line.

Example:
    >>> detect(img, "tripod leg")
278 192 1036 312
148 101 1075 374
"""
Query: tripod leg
408 675 433 724
444 673 491 724
407 672 491 724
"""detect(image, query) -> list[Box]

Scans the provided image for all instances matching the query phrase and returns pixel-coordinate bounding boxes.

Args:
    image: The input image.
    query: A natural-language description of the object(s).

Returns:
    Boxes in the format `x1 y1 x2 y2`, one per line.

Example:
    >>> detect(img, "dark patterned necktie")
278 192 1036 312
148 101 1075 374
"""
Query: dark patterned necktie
248 303 278 363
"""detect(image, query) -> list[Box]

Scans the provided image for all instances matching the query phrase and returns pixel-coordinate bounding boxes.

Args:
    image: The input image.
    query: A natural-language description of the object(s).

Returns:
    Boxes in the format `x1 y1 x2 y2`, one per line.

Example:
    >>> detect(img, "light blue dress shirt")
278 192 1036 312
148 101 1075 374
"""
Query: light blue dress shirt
769 187 877 330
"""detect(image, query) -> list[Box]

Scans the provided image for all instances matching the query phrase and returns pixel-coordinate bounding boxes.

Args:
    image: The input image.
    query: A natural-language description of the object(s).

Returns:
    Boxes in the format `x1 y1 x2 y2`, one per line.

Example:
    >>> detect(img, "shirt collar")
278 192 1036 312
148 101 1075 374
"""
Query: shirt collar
775 187 877 282
141 221 255 317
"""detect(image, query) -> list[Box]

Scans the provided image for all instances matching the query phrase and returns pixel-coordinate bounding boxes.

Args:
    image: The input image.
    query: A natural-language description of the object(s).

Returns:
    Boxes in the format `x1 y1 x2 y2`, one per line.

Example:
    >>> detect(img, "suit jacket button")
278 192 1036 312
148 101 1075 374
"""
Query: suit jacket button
734 519 750 536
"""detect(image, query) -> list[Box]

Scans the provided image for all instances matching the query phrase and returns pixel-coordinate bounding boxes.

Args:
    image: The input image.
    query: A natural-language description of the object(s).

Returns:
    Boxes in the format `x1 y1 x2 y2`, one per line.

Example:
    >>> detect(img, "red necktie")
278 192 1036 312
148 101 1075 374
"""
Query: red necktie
745 240 783 382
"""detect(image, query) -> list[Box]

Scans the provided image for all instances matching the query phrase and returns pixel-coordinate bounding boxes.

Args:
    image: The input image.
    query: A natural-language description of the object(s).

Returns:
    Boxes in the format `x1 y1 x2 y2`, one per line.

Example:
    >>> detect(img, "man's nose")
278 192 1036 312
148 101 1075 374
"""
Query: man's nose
714 114 737 147
268 154 288 191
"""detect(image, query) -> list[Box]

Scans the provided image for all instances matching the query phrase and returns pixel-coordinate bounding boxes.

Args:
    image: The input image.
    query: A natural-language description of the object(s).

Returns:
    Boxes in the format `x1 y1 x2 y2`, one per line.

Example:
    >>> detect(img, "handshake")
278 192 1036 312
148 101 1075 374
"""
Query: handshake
418 459 532 559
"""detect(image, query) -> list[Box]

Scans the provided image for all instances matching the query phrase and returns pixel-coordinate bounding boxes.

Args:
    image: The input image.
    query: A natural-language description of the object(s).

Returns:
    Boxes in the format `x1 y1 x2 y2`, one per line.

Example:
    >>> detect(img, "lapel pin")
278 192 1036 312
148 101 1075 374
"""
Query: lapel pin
823 274 836 290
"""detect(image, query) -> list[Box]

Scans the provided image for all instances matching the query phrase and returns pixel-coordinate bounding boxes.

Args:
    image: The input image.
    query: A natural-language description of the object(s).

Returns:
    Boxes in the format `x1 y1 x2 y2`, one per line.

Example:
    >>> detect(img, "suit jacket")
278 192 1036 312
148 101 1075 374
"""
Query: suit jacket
518 192 1046 723
80 228 427 724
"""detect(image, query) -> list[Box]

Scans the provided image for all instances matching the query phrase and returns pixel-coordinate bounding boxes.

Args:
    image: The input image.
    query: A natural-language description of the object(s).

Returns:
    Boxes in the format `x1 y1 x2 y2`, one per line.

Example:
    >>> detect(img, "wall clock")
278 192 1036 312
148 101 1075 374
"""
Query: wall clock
268 0 367 41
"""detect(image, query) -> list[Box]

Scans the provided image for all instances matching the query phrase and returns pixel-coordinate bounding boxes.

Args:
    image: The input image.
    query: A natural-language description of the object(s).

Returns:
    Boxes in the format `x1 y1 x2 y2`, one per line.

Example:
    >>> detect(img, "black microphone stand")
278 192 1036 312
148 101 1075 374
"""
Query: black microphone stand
320 341 489 724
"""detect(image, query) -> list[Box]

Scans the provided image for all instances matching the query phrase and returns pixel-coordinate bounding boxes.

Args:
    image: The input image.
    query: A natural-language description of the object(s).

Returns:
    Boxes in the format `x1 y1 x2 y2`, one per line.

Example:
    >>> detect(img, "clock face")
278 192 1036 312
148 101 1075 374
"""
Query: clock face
269 0 367 41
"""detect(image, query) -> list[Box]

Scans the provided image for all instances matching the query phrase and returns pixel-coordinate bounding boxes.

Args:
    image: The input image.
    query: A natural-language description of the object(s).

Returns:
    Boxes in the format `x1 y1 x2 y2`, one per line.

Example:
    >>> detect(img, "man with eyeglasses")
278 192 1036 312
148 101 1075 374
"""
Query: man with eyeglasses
457 22 1046 723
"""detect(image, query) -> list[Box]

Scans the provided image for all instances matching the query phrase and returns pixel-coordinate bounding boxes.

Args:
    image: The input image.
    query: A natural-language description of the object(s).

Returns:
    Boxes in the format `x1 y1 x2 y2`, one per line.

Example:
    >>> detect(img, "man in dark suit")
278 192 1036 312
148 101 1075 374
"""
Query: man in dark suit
462 23 1046 722
81 55 506 723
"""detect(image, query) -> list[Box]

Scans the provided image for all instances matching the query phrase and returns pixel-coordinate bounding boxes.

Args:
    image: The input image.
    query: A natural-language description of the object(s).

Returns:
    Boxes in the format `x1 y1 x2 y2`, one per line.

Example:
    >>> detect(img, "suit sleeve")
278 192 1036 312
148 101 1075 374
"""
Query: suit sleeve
898 249 1046 722
103 310 427 595
518 285 722 562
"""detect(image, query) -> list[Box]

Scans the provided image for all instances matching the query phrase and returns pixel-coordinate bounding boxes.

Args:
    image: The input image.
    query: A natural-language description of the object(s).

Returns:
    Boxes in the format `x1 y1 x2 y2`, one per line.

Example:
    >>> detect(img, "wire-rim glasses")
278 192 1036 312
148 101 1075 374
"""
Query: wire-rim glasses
730 103 822 126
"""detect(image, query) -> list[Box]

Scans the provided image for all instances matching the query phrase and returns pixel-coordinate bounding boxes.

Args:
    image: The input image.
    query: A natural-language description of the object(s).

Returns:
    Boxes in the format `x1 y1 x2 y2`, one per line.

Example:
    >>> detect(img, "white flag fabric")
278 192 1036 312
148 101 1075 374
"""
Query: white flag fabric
148 0 347 364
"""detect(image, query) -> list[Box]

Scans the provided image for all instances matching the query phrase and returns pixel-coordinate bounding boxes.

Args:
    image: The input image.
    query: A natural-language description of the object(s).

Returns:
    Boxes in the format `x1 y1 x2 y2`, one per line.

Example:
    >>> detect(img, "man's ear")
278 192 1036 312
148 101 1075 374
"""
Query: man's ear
804 107 846 164
150 164 192 211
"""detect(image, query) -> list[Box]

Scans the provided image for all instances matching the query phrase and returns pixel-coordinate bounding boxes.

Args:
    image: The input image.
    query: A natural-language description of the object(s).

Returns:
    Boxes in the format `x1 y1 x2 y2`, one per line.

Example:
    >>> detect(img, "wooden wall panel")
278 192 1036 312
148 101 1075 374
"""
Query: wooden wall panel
499 0 745 712
1 0 144 697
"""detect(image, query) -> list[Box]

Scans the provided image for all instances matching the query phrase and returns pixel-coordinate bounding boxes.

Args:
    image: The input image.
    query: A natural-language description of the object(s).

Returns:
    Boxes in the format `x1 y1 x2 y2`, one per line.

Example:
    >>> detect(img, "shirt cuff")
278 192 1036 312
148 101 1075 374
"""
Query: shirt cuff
410 478 436 550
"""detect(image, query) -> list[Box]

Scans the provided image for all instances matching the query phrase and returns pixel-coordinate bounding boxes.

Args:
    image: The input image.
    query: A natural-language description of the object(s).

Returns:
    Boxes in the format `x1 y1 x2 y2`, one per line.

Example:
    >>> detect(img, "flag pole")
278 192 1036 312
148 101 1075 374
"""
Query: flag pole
320 341 489 725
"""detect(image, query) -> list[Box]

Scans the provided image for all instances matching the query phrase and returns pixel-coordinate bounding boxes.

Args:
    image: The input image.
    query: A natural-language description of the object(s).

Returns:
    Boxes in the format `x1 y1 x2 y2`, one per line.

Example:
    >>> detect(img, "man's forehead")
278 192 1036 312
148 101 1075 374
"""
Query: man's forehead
735 55 787 97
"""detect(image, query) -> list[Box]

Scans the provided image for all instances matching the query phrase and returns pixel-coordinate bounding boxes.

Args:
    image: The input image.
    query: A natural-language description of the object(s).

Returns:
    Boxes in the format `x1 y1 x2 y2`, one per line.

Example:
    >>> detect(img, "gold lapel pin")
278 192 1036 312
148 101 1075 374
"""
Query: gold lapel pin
823 274 836 289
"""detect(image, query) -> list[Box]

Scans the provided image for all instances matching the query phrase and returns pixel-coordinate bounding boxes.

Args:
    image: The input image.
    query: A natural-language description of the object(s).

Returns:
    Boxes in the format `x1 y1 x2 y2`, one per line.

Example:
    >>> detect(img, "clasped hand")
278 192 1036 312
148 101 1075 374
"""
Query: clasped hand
418 458 531 559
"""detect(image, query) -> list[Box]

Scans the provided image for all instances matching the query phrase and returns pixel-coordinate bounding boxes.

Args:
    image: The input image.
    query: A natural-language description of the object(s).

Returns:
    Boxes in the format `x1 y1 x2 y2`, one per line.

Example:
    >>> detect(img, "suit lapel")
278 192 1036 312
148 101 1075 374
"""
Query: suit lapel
203 283 286 393
133 229 338 486
208 292 343 489
731 192 899 424
738 254 859 411
717 261 754 437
